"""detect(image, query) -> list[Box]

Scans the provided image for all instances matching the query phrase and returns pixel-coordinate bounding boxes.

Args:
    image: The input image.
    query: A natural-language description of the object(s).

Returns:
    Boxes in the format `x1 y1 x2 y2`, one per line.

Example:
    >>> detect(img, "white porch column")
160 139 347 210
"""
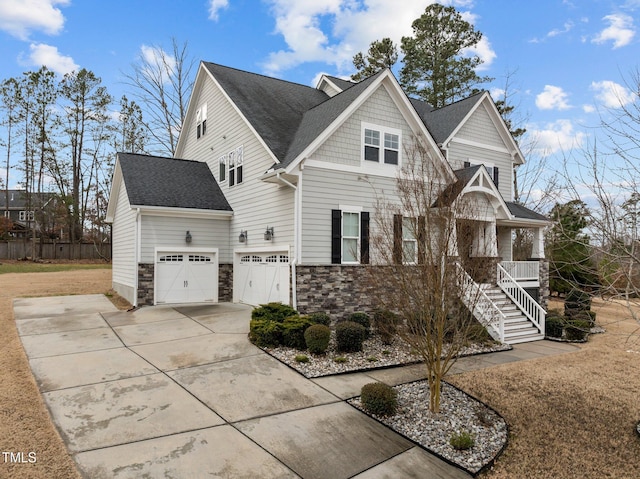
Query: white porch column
531 226 545 259
497 227 512 260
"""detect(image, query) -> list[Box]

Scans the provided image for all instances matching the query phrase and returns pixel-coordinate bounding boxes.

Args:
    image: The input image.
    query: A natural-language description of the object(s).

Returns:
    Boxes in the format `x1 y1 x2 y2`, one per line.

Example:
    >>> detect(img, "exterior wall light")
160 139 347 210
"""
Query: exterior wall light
264 226 274 241
239 230 247 243
185 231 192 243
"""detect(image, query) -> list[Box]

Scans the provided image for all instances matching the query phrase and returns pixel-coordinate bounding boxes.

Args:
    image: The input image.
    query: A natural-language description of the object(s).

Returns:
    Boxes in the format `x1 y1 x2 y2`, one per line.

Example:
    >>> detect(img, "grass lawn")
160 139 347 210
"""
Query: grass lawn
0 260 111 274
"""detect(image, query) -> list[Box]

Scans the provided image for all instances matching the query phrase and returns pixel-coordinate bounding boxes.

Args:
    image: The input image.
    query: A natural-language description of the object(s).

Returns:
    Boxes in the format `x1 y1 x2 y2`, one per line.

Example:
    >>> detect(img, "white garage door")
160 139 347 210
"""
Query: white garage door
155 252 218 304
234 252 289 306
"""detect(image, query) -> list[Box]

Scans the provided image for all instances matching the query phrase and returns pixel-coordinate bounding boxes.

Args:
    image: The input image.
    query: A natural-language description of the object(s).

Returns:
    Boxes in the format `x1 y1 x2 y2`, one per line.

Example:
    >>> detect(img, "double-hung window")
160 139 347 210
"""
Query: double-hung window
196 104 207 139
362 123 401 166
19 211 34 222
228 145 244 187
402 217 418 264
342 211 360 263
218 155 227 182
464 160 499 187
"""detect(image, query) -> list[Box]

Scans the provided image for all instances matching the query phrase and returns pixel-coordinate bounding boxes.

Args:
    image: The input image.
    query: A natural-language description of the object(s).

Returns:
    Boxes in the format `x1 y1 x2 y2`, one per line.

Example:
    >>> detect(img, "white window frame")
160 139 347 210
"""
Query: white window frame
3 211 9 218
218 154 227 183
196 103 207 139
402 217 418 264
19 211 34 222
362 122 401 167
340 206 362 264
228 145 244 187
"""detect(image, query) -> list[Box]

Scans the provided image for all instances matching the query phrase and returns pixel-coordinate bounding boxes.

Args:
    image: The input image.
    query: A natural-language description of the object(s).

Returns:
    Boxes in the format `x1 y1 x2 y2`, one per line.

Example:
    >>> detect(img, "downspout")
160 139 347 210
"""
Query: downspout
134 208 141 307
276 171 300 310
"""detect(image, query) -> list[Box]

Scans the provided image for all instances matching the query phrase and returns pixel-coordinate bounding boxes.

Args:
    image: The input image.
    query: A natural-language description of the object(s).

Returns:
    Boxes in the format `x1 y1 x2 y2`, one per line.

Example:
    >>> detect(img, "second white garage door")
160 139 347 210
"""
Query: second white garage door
234 252 290 306
155 251 218 304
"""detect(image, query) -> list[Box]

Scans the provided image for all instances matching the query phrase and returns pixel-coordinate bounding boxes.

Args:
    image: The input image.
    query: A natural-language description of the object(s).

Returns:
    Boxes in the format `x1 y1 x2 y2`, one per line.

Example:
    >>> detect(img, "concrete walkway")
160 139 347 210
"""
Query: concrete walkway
15 296 578 478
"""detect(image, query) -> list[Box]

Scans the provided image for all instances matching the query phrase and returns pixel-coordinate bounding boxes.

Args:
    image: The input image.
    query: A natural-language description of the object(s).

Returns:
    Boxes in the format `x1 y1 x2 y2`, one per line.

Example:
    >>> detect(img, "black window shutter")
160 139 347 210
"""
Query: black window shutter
331 210 342 264
417 215 426 264
360 212 370 264
463 161 471 168
393 214 403 264
493 167 499 187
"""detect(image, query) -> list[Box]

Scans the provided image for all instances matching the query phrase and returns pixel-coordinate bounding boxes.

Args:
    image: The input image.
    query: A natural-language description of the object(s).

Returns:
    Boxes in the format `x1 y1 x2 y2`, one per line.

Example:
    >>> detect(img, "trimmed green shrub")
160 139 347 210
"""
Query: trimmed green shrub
304 324 331 354
249 319 283 347
450 430 475 450
251 302 298 323
349 312 371 337
565 319 591 341
281 315 314 349
360 382 398 416
545 316 564 338
373 309 398 345
308 312 331 327
295 354 309 363
336 321 366 352
334 357 347 363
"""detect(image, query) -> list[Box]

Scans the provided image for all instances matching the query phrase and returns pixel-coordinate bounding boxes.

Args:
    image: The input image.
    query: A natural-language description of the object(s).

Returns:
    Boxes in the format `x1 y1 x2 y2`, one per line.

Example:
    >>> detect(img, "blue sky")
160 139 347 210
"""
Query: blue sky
0 0 639 195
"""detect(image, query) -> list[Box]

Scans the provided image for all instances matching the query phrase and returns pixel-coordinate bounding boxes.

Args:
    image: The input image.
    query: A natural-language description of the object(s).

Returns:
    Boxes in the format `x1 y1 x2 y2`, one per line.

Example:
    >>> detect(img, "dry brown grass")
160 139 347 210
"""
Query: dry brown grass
0 267 126 479
449 298 640 479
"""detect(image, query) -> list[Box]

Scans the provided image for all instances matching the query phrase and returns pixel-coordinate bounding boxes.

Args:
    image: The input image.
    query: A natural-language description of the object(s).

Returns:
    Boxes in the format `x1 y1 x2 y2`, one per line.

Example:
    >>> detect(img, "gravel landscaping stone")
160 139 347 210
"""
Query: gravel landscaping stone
263 332 511 474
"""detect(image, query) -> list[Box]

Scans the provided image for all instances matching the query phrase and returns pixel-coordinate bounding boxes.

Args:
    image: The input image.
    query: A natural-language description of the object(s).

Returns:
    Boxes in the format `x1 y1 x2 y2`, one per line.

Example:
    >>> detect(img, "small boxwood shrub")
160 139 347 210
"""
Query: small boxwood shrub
251 302 298 323
281 315 314 349
545 315 564 338
349 312 371 337
304 324 331 354
336 321 366 352
308 312 331 327
249 319 283 347
373 309 398 345
565 319 591 341
295 354 309 363
360 382 398 416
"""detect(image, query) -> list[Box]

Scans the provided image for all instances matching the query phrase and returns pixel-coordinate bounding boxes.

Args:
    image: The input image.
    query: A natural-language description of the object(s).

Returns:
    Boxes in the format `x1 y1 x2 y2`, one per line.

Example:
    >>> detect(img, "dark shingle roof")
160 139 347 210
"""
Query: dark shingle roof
280 70 386 168
433 165 482 207
202 62 329 162
506 202 548 221
118 153 232 211
411 92 484 145
323 75 357 91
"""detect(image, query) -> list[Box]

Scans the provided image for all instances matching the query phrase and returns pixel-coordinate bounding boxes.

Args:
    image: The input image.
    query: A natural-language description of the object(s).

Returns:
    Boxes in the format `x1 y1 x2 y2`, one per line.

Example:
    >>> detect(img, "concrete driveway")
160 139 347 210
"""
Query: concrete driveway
15 295 470 478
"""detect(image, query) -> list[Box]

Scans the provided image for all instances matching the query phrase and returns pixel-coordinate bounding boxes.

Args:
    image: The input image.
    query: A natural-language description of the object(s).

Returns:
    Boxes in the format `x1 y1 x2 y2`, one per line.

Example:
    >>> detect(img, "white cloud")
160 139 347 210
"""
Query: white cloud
25 43 78 75
527 119 586 157
535 85 571 111
592 13 635 48
583 104 596 113
139 44 177 82
590 80 636 108
208 0 229 21
0 0 69 40
262 0 497 76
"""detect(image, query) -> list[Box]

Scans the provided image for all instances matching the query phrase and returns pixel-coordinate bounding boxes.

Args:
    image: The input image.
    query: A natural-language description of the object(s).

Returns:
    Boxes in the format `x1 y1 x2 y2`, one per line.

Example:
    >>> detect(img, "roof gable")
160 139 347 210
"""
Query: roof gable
198 62 329 163
116 153 232 211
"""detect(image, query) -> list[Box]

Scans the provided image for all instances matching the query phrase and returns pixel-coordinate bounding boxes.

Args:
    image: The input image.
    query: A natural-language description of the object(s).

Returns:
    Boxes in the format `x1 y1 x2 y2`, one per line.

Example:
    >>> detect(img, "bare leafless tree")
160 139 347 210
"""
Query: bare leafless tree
123 38 195 156
368 139 494 412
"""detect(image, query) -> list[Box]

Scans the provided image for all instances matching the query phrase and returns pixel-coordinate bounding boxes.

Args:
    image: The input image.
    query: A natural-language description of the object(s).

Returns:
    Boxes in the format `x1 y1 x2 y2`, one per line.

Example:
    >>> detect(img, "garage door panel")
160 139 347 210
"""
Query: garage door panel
156 251 218 305
234 252 289 306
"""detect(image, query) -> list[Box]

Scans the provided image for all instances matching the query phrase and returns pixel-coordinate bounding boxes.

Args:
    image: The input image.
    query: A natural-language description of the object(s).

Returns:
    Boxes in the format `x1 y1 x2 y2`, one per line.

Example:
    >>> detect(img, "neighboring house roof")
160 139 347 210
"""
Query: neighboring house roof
118 153 232 211
0 190 55 209
505 202 549 222
202 62 329 163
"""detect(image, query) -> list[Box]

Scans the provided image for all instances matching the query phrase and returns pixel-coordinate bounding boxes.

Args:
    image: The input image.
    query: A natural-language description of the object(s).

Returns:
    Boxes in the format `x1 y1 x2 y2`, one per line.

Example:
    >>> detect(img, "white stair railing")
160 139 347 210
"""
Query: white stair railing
456 263 506 342
500 261 539 281
497 263 546 336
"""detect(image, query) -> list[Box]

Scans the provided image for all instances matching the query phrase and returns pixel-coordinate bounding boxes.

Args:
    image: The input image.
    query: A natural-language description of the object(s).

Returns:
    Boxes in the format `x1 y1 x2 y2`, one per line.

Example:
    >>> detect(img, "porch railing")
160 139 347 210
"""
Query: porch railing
497 263 546 336
456 263 505 342
500 261 539 281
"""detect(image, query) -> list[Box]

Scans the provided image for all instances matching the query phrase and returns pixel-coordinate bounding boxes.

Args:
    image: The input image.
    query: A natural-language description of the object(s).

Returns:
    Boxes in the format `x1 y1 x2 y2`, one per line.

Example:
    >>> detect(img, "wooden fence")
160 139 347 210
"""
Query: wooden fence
0 241 111 260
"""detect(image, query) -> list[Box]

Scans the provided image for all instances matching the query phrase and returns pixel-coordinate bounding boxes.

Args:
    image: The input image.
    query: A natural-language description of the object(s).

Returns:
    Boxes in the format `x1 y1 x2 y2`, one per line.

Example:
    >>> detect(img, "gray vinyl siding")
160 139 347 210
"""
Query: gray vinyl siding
447 103 514 200
301 166 397 264
111 181 136 302
178 72 296 252
139 215 231 263
313 85 416 168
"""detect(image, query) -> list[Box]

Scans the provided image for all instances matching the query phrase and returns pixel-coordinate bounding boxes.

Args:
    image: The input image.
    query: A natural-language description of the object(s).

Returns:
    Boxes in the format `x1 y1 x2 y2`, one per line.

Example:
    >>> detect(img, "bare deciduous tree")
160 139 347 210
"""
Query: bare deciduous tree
124 38 195 156
368 139 494 412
